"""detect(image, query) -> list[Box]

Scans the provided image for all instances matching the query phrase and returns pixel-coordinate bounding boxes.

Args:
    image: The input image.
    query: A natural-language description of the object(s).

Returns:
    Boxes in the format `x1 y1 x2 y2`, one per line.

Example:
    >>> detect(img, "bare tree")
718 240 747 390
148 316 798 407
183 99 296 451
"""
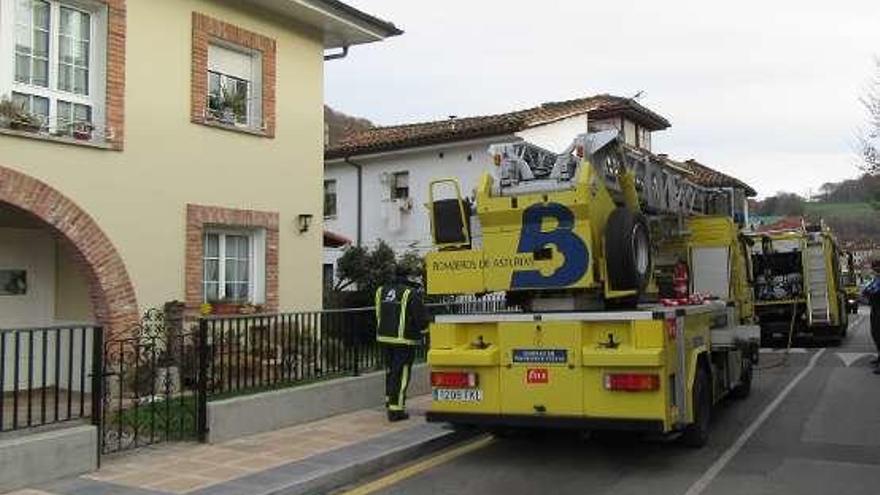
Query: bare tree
859 57 880 174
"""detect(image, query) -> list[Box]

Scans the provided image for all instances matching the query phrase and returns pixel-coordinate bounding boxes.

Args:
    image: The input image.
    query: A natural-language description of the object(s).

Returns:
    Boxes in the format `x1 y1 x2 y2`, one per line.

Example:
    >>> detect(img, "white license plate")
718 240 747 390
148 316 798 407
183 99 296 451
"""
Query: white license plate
432 388 483 402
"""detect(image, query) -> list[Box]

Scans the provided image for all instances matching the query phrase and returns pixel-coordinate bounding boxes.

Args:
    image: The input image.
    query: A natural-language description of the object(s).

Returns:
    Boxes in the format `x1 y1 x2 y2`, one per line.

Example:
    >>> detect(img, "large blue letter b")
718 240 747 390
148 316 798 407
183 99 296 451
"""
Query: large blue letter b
511 203 588 289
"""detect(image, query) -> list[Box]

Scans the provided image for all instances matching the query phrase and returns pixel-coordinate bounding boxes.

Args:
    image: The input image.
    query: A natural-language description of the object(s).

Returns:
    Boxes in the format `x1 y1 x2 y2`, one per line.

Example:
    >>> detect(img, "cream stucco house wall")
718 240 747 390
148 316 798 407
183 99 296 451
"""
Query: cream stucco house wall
0 0 400 335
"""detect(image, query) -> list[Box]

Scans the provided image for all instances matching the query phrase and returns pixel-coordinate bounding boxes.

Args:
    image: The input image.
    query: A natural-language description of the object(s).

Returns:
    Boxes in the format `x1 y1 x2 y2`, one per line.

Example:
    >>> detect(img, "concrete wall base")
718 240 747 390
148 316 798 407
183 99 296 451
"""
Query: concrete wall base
0 424 97 493
208 363 429 444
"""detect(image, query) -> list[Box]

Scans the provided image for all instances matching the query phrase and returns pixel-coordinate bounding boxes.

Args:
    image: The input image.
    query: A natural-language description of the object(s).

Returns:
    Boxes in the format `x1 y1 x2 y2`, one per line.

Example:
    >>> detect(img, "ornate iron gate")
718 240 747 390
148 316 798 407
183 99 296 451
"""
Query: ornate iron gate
99 307 207 455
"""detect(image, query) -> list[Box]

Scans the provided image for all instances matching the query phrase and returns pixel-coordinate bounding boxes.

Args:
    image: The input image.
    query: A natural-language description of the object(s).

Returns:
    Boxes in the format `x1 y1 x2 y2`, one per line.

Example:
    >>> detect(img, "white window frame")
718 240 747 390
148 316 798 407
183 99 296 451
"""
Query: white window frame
323 179 337 219
206 40 262 130
0 0 107 137
203 228 266 304
391 171 409 200
640 127 652 151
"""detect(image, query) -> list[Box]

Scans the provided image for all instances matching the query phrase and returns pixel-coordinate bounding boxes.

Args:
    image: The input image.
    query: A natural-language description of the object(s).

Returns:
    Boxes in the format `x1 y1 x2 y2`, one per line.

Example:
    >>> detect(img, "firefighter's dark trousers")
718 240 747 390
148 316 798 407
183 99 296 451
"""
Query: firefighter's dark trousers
384 345 416 413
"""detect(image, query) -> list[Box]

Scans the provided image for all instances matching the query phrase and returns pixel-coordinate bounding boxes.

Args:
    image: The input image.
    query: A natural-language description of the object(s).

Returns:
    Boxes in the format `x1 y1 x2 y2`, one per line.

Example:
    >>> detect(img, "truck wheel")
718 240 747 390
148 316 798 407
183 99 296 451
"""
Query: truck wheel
681 367 711 448
605 207 652 293
730 359 752 400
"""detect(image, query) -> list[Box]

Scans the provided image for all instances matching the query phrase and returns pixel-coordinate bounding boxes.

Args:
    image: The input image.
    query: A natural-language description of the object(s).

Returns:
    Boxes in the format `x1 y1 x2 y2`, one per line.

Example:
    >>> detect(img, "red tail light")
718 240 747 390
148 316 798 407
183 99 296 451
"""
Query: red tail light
604 373 660 392
431 371 478 388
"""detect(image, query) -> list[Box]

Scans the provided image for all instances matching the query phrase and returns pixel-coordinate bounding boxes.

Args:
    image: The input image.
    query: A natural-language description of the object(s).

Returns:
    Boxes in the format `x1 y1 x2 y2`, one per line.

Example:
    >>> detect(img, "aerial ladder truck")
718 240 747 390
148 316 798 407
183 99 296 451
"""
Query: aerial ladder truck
422 130 759 446
746 222 849 346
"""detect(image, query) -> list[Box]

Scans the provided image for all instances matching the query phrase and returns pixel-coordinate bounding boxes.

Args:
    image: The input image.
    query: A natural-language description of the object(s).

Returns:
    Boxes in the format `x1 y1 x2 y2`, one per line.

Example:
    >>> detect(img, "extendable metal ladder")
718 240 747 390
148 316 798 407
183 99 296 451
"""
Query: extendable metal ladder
488 132 733 217
805 240 831 325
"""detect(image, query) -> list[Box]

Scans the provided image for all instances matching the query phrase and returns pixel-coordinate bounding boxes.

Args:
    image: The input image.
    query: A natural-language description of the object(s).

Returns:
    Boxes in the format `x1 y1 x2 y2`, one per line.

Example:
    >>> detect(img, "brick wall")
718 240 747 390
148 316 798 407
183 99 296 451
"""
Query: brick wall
190 12 277 138
0 165 139 338
185 204 280 312
103 0 126 150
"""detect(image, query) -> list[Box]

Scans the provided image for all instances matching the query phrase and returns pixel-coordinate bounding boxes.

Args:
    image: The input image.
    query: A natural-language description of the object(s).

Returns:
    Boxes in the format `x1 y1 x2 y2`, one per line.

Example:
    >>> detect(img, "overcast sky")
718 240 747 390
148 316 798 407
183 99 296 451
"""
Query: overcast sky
325 0 880 198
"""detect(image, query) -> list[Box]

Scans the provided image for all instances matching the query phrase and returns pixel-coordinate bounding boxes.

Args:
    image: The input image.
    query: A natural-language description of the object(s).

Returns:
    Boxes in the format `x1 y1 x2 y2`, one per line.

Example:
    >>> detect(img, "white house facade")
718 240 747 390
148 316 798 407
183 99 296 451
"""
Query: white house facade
322 94 755 284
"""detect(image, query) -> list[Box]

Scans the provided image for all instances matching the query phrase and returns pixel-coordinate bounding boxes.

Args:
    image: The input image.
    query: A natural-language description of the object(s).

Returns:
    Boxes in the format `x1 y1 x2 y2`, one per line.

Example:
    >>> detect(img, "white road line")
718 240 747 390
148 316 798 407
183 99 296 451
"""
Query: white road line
683 347 827 495
836 352 873 367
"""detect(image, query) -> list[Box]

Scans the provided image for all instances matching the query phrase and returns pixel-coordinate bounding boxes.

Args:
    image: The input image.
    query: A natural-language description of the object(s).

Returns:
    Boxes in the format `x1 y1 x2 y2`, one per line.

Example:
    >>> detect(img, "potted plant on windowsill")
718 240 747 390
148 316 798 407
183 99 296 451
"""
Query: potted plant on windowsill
0 96 42 134
237 303 264 315
10 114 43 133
72 121 94 141
209 86 247 126
207 299 243 315
0 96 16 129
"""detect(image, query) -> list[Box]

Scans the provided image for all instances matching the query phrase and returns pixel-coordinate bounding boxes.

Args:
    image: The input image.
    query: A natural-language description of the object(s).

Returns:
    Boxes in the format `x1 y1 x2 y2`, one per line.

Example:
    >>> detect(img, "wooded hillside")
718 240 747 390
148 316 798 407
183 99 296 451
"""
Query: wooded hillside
752 174 880 243
324 105 374 146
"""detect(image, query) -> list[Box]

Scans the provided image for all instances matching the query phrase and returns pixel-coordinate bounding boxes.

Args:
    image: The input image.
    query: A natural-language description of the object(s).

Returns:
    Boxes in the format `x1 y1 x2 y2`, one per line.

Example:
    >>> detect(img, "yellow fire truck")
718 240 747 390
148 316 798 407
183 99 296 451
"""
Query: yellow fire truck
746 224 849 345
423 131 759 446
842 252 860 314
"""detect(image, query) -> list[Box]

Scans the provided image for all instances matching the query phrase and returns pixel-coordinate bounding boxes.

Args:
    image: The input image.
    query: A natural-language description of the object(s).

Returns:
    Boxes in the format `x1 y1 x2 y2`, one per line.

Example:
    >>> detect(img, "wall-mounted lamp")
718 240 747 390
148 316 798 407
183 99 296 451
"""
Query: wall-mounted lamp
297 214 314 233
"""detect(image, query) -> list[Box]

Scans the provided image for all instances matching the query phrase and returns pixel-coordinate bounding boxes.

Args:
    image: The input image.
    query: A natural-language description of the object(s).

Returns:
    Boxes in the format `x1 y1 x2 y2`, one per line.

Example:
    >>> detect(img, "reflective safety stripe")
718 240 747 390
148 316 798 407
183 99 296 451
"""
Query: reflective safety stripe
375 286 383 327
398 289 411 341
398 364 410 409
387 404 404 411
377 335 420 346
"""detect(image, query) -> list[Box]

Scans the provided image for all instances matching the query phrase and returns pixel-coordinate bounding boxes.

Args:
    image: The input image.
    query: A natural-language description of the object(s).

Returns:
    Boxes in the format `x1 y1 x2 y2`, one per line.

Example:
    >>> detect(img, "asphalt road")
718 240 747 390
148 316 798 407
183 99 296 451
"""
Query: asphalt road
343 307 880 495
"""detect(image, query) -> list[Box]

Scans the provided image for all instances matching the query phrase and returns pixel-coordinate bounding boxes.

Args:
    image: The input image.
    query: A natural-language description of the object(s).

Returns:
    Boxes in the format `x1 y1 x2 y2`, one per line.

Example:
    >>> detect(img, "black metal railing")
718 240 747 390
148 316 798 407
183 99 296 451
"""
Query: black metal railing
203 293 515 400
0 324 101 433
0 294 515 441
202 308 382 398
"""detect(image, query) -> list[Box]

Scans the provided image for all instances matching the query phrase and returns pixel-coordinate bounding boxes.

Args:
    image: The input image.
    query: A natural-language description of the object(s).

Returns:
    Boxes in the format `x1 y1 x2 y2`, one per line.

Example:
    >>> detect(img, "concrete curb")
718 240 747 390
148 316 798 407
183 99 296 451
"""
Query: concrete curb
186 423 473 495
37 423 473 495
272 428 473 495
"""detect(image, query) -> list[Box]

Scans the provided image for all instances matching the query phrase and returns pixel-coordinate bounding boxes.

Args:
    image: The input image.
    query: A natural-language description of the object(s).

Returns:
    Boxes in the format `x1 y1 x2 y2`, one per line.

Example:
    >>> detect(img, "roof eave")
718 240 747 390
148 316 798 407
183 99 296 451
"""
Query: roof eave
325 133 519 161
589 106 670 131
246 0 402 48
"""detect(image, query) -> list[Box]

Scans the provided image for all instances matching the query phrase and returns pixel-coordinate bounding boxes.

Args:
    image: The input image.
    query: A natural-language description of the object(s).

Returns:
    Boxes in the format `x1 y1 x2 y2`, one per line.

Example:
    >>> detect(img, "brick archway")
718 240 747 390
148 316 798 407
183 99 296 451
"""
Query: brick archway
0 165 138 336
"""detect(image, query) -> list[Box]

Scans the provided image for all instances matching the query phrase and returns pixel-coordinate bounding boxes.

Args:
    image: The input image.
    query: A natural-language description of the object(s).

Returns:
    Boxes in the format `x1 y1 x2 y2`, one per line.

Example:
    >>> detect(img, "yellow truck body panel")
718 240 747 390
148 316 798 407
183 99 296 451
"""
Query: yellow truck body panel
427 306 722 433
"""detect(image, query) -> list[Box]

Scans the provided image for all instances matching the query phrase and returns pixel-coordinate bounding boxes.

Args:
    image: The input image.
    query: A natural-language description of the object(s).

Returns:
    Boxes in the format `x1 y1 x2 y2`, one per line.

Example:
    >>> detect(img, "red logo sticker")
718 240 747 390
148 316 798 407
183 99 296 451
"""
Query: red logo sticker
526 368 549 384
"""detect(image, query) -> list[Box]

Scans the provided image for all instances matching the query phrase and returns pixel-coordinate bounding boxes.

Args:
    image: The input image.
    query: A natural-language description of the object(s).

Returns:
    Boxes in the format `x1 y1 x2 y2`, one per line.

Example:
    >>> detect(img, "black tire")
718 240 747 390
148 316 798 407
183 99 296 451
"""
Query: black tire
605 207 652 293
729 359 752 400
681 366 711 448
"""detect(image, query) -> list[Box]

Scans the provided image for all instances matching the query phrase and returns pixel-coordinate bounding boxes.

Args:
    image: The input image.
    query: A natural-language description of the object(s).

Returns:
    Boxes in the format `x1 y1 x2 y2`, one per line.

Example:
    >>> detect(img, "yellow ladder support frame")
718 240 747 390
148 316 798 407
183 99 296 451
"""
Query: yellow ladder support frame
428 178 471 249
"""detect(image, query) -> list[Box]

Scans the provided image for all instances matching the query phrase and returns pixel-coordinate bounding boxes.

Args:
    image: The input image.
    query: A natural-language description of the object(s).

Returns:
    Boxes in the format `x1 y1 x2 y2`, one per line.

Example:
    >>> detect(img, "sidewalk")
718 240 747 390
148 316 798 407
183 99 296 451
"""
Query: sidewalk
6 395 461 495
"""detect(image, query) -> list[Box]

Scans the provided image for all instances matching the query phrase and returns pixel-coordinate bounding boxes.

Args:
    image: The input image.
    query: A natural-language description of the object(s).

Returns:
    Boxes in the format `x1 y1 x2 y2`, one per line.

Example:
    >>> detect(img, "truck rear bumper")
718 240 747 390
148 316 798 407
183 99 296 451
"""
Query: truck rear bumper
426 412 666 433
761 322 843 341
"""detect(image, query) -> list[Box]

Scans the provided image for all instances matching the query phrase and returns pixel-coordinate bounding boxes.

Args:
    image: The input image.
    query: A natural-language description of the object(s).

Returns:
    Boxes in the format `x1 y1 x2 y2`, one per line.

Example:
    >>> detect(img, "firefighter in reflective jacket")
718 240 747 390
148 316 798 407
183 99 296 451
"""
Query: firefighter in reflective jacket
375 271 428 421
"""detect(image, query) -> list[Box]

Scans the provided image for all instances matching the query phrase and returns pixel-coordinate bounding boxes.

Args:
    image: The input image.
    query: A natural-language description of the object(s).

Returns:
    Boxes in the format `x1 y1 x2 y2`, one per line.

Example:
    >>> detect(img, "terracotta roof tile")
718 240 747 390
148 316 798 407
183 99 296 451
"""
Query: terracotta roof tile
324 94 755 197
325 94 670 159
681 159 758 197
756 217 805 233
